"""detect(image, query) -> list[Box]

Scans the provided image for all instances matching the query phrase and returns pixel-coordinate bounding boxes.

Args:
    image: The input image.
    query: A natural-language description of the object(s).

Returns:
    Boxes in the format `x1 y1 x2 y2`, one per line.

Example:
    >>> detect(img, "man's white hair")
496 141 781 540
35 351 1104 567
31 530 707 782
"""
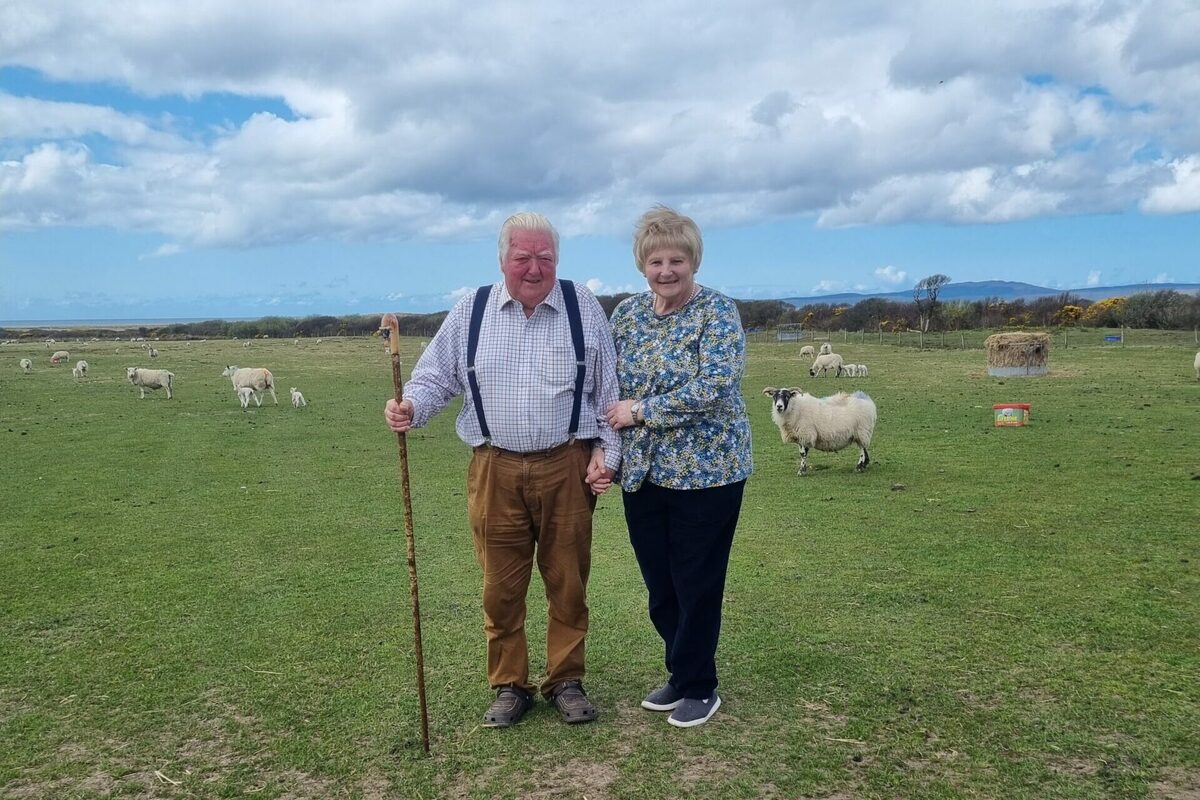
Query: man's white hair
498 212 559 264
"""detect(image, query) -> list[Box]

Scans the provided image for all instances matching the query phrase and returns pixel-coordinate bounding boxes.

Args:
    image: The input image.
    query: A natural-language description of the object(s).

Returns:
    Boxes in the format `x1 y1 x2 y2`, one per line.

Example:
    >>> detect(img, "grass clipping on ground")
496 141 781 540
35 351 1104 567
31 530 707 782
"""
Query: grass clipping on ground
985 331 1051 369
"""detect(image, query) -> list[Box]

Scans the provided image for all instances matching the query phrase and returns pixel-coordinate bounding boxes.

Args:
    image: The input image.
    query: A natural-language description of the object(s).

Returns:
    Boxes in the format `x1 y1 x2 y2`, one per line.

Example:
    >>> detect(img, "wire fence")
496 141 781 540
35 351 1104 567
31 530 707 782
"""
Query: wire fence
747 326 1200 351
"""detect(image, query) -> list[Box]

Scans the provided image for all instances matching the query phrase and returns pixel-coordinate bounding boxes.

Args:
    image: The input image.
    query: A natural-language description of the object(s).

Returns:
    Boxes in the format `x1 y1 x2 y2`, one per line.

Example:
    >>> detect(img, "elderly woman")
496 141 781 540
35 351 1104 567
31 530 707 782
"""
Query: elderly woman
605 206 752 727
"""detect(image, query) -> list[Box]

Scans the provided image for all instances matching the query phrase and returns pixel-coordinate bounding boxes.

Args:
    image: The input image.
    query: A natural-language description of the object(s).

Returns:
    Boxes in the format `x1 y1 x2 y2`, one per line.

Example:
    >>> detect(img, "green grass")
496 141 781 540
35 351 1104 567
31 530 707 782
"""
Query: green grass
2 336 1197 799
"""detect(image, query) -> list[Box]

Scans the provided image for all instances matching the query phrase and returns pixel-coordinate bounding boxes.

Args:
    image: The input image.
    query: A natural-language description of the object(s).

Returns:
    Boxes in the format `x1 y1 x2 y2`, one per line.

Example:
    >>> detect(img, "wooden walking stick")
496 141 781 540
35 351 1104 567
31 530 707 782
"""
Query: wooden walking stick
379 313 431 755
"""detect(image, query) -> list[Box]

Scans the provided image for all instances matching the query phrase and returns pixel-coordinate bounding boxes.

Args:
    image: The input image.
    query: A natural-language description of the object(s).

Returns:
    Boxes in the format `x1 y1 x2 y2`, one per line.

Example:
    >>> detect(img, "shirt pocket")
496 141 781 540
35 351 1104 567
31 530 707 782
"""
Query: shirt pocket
541 346 578 390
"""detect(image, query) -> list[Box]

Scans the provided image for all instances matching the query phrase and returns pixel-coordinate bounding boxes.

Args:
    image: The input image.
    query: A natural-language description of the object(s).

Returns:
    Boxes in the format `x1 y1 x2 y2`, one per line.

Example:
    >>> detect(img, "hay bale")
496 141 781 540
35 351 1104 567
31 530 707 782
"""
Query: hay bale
985 332 1050 376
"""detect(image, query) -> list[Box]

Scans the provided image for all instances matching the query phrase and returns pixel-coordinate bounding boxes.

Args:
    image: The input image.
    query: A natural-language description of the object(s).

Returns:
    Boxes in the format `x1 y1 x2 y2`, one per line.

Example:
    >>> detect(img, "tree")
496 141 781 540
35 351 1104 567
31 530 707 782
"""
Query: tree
913 274 951 332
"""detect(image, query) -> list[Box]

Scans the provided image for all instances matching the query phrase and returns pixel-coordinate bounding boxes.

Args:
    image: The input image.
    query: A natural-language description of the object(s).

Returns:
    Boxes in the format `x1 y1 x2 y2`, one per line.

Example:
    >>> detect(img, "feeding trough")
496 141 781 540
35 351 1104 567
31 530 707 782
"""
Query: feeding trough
985 332 1050 377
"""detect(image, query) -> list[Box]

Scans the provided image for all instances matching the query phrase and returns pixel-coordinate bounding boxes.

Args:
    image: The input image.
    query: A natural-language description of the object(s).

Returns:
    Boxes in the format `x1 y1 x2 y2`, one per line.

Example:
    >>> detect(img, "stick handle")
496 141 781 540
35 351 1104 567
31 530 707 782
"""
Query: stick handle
381 316 431 755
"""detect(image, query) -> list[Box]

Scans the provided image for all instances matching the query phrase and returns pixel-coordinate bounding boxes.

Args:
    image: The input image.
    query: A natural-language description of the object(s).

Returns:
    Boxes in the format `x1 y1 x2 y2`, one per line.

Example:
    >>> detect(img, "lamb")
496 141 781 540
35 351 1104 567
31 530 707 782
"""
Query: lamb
50 350 70 364
238 386 260 409
840 363 859 377
126 367 174 399
222 365 278 405
857 364 869 377
818 342 833 355
75 360 89 376
290 387 307 408
72 365 84 379
20 358 33 373
809 353 844 377
148 347 159 358
799 345 815 358
763 387 877 474
1195 351 1199 380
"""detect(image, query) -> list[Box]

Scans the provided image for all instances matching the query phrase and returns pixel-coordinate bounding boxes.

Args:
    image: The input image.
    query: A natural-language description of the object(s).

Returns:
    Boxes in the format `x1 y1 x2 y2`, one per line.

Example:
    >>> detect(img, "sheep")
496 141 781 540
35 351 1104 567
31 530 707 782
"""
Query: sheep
840 363 859 377
857 364 868 377
243 341 251 348
148 347 159 358
290 387 307 408
799 345 815 358
75 360 89 376
72 365 84 379
809 353 844 377
222 365 278 405
126 367 174 399
50 350 70 364
1195 351 1199 380
238 386 260 409
818 342 833 355
20 358 33 373
763 387 877 474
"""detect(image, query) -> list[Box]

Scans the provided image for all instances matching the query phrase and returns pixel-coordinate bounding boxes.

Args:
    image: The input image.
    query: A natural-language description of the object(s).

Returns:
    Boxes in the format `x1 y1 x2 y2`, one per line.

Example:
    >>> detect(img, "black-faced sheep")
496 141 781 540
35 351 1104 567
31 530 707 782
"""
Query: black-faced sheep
763 387 877 474
127 367 174 399
809 353 844 377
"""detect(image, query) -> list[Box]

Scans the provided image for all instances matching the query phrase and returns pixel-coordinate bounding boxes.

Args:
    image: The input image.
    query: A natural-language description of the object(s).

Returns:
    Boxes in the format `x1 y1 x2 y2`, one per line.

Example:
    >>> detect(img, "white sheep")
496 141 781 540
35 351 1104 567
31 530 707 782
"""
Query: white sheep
763 387 877 474
799 345 815 358
50 350 70 364
243 341 251 348
290 387 307 408
840 363 859 377
75 360 89 376
238 386 260 409
72 365 84 379
126 367 174 399
20 358 33 373
222 366 278 405
809 353 844 377
148 347 159 358
1194 351 1199 380
857 364 869 377
818 342 833 355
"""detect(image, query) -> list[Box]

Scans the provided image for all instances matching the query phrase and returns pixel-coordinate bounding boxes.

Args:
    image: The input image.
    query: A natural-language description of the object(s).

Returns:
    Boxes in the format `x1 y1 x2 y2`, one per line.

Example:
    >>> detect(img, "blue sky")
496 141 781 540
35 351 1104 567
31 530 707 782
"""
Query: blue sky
3 2 1199 321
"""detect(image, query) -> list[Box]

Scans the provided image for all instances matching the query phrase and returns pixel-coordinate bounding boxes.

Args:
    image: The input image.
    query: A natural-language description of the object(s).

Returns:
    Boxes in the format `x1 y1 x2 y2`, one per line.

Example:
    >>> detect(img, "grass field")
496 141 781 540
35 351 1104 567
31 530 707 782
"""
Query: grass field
2 334 1197 799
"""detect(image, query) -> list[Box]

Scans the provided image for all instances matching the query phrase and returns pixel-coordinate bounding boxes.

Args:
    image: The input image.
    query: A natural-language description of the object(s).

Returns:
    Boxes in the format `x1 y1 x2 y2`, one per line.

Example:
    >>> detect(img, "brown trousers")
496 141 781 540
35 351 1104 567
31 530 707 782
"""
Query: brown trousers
467 440 596 697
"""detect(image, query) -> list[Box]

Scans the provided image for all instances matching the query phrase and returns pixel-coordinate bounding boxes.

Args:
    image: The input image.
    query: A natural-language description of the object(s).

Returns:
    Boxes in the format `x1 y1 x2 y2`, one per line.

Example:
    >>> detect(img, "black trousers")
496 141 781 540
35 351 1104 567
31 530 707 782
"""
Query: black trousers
622 479 746 698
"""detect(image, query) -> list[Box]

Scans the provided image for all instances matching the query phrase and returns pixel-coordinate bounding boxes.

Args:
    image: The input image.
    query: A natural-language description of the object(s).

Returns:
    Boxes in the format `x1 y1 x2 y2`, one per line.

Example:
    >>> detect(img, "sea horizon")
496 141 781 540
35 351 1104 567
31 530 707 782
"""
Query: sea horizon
0 317 262 329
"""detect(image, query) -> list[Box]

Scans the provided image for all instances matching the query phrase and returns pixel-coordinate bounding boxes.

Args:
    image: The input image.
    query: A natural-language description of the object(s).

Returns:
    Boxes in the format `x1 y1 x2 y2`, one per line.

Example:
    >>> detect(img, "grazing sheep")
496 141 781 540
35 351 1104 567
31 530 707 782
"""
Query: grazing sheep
290 387 307 408
238 386 260 409
75 360 89 376
763 387 877 474
20 358 33 373
72 365 84 378
1195 351 1199 380
799 345 815 358
840 363 859 377
148 347 159 358
50 350 70 364
818 342 833 355
857 364 868 377
126 367 174 399
243 341 251 348
809 352 844 377
222 366 278 405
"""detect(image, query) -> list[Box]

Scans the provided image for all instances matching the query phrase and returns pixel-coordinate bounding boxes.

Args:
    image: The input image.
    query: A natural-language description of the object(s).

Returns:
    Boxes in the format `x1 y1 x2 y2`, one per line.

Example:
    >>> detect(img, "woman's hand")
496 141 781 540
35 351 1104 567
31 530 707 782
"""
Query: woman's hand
605 399 639 431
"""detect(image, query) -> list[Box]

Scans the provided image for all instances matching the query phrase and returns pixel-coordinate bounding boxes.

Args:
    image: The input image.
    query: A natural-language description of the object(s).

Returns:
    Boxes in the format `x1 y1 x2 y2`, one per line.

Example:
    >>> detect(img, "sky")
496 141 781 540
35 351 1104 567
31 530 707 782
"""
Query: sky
2 1 1199 322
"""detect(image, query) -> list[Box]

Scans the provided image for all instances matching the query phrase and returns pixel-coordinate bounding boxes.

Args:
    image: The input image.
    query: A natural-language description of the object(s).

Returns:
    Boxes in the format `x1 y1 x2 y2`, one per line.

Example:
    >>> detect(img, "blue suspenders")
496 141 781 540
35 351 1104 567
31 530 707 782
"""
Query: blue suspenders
466 279 586 444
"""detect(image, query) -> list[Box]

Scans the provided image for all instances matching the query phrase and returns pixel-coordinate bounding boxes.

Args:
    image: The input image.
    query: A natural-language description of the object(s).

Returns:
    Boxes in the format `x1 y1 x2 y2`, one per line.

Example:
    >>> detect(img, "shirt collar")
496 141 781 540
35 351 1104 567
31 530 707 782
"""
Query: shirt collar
496 279 564 313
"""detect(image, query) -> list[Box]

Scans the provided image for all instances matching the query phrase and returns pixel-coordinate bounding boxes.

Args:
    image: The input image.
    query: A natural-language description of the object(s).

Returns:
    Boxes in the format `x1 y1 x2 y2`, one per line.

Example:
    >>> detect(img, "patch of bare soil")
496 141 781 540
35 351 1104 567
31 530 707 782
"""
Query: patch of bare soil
1151 768 1200 800
521 759 619 799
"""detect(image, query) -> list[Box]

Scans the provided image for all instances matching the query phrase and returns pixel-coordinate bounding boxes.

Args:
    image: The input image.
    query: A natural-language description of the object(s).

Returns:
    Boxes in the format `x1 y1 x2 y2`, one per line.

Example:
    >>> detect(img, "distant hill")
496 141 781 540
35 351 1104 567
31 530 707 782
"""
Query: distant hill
780 280 1200 307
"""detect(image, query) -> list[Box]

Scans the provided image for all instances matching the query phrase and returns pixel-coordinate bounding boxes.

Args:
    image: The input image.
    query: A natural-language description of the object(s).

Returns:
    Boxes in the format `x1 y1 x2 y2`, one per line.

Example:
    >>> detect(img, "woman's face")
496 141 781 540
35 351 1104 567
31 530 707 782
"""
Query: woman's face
643 246 696 308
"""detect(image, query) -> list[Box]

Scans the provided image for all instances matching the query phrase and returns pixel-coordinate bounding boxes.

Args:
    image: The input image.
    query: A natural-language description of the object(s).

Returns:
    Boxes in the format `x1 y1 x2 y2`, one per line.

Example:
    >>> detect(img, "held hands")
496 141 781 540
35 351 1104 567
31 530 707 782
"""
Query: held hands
586 446 615 496
605 399 639 431
384 398 414 433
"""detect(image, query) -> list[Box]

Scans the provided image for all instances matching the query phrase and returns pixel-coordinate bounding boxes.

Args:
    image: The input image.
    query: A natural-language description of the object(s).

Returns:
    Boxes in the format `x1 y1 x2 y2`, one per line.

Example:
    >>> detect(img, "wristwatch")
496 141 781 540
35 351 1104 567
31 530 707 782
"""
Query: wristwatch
630 400 646 426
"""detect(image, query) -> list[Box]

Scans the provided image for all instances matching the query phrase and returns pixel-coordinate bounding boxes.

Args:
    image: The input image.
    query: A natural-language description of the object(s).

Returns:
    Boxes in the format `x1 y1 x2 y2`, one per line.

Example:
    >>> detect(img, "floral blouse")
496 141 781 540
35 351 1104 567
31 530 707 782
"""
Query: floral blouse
611 286 753 491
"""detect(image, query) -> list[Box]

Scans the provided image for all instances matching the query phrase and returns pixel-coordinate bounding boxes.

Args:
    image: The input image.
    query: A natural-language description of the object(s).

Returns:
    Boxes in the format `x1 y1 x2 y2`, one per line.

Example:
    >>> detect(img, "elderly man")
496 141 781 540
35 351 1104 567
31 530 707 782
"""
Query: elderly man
384 212 619 728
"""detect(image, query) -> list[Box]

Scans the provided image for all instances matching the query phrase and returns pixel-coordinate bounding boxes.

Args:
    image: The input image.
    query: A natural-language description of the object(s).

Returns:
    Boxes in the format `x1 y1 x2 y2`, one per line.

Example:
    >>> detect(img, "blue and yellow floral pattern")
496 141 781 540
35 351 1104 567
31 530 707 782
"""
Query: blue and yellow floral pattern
611 287 753 491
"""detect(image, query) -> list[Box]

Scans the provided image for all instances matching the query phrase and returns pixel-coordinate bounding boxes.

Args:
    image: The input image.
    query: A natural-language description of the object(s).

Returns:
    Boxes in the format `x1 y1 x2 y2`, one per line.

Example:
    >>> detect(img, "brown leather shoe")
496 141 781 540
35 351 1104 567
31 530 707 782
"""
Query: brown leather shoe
549 680 597 724
482 686 533 728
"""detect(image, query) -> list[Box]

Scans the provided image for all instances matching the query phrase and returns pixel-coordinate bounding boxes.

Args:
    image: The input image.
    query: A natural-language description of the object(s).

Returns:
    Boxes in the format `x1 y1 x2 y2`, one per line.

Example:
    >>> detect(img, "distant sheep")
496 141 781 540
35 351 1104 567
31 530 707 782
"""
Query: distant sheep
50 350 70 364
290 387 307 408
799 345 815 358
148 347 159 358
763 387 877 474
840 363 859 377
75 360 89 376
243 341 251 348
857 364 868 377
72 365 84 379
20 358 33 373
126 367 174 399
1195 351 1199 380
809 353 844 377
238 386 260 409
222 366 278 405
818 342 833 355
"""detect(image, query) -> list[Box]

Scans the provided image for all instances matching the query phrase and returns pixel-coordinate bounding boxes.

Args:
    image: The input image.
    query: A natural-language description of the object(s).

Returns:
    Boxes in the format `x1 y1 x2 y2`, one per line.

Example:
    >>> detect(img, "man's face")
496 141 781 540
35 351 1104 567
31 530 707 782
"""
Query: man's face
501 229 557 312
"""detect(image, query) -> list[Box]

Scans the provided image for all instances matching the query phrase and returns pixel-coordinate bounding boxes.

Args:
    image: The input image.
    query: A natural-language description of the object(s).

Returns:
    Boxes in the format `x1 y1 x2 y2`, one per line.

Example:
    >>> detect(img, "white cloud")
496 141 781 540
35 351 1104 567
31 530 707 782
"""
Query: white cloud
1153 272 1174 283
385 292 404 301
1 2 1198 247
812 280 844 293
1086 270 1102 286
585 278 638 296
874 265 907 284
445 286 474 302
140 243 182 260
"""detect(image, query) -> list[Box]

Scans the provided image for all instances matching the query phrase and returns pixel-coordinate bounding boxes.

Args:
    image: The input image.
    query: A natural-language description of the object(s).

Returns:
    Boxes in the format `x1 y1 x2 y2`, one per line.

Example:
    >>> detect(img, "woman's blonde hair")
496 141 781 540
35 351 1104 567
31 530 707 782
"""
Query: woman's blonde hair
632 206 703 273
